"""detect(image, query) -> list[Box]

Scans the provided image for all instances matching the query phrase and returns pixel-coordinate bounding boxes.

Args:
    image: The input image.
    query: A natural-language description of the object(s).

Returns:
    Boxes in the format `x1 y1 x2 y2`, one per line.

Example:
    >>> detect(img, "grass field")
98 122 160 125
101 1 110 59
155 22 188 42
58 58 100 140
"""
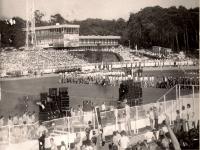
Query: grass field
0 69 198 119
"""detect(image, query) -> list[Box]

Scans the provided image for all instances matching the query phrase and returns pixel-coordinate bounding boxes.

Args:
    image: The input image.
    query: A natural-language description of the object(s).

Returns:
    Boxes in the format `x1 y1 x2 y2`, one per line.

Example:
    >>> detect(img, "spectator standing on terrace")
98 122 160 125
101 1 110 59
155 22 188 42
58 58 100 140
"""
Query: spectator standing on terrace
181 106 187 132
119 131 130 150
149 107 155 130
186 104 193 130
124 99 131 135
101 102 106 111
174 110 181 134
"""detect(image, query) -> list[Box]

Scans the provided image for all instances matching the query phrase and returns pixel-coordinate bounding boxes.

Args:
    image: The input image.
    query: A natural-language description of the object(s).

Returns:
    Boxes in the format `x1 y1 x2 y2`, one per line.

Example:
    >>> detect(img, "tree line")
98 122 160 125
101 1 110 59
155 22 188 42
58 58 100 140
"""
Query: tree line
0 6 199 55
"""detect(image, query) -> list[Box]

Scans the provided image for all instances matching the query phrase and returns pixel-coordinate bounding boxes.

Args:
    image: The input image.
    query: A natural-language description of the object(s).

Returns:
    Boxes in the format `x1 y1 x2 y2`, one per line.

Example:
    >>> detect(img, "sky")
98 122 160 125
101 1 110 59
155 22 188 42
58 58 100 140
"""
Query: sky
0 0 199 21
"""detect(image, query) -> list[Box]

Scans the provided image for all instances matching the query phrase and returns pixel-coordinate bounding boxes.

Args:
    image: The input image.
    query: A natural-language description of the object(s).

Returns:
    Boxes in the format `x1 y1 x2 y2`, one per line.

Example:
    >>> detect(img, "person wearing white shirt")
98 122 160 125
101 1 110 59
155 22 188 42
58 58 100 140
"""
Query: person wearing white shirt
186 104 194 130
181 106 187 132
101 102 106 111
124 99 131 135
119 131 130 150
149 107 155 130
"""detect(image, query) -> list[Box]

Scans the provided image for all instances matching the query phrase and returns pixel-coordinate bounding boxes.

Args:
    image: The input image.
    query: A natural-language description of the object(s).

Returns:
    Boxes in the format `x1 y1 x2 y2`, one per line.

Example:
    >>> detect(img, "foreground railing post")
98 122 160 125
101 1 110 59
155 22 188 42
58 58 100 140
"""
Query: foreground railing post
8 125 11 145
93 110 95 129
178 85 182 113
164 95 166 113
67 117 70 149
135 106 138 134
170 100 173 125
115 108 118 131
175 85 178 110
192 85 195 113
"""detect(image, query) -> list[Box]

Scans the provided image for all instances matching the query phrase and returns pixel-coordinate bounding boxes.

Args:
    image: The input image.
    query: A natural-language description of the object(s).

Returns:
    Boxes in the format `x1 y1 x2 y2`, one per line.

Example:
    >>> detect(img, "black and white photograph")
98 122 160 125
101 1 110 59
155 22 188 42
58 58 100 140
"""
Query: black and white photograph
0 0 199 149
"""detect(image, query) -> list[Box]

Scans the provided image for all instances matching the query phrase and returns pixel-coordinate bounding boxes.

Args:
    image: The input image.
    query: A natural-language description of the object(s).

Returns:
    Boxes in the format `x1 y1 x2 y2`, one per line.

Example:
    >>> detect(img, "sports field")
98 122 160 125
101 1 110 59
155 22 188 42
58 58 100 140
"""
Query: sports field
0 69 198 119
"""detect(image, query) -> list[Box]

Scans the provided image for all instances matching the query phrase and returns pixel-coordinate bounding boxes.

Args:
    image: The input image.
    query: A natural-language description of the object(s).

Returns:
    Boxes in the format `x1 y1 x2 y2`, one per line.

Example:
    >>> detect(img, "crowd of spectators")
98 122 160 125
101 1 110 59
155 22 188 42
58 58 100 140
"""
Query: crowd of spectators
1 46 197 78
0 111 36 127
39 113 198 150
0 49 88 76
0 111 38 143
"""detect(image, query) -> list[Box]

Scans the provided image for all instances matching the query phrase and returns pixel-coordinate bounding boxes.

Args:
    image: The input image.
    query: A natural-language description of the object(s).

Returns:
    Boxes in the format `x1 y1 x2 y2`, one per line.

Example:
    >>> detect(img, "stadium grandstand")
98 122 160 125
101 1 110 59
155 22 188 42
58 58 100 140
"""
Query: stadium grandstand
23 24 121 49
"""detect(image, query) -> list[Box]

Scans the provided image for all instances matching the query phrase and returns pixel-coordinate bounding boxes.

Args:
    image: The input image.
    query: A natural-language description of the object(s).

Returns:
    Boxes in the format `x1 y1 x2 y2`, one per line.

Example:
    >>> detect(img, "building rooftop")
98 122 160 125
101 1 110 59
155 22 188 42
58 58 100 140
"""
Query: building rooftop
23 24 80 31
79 35 121 39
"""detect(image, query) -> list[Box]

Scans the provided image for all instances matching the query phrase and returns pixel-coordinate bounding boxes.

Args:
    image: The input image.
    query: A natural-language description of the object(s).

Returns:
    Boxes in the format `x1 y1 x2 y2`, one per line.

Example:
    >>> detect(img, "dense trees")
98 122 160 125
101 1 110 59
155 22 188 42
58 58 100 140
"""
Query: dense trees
0 6 199 54
0 17 25 47
126 6 199 53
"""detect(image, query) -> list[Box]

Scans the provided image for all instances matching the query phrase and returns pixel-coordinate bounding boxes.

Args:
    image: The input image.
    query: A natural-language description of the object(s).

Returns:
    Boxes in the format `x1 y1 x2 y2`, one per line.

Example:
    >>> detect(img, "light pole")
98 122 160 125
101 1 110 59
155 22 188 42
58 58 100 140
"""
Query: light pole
128 40 130 48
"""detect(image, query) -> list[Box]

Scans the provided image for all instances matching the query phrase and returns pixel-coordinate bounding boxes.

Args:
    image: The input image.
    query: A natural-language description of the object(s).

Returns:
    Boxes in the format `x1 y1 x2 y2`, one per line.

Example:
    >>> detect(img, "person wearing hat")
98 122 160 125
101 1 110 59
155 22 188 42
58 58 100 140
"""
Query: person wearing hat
123 99 131 135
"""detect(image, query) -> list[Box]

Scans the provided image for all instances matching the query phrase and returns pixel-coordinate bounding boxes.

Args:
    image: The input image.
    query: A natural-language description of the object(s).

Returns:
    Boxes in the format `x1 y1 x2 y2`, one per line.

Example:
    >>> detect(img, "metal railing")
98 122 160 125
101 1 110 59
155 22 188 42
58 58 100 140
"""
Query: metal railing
0 84 199 146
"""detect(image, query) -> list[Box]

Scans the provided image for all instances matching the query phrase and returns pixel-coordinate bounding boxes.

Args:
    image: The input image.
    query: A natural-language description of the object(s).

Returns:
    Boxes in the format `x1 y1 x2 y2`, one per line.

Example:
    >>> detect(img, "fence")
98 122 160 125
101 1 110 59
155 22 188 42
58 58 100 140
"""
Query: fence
0 84 199 146
99 84 199 136
0 122 39 145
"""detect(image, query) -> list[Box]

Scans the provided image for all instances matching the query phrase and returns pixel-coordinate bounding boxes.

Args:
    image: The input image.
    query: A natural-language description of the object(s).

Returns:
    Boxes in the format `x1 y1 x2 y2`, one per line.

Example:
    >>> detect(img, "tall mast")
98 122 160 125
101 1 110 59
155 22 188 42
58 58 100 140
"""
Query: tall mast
25 0 36 50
